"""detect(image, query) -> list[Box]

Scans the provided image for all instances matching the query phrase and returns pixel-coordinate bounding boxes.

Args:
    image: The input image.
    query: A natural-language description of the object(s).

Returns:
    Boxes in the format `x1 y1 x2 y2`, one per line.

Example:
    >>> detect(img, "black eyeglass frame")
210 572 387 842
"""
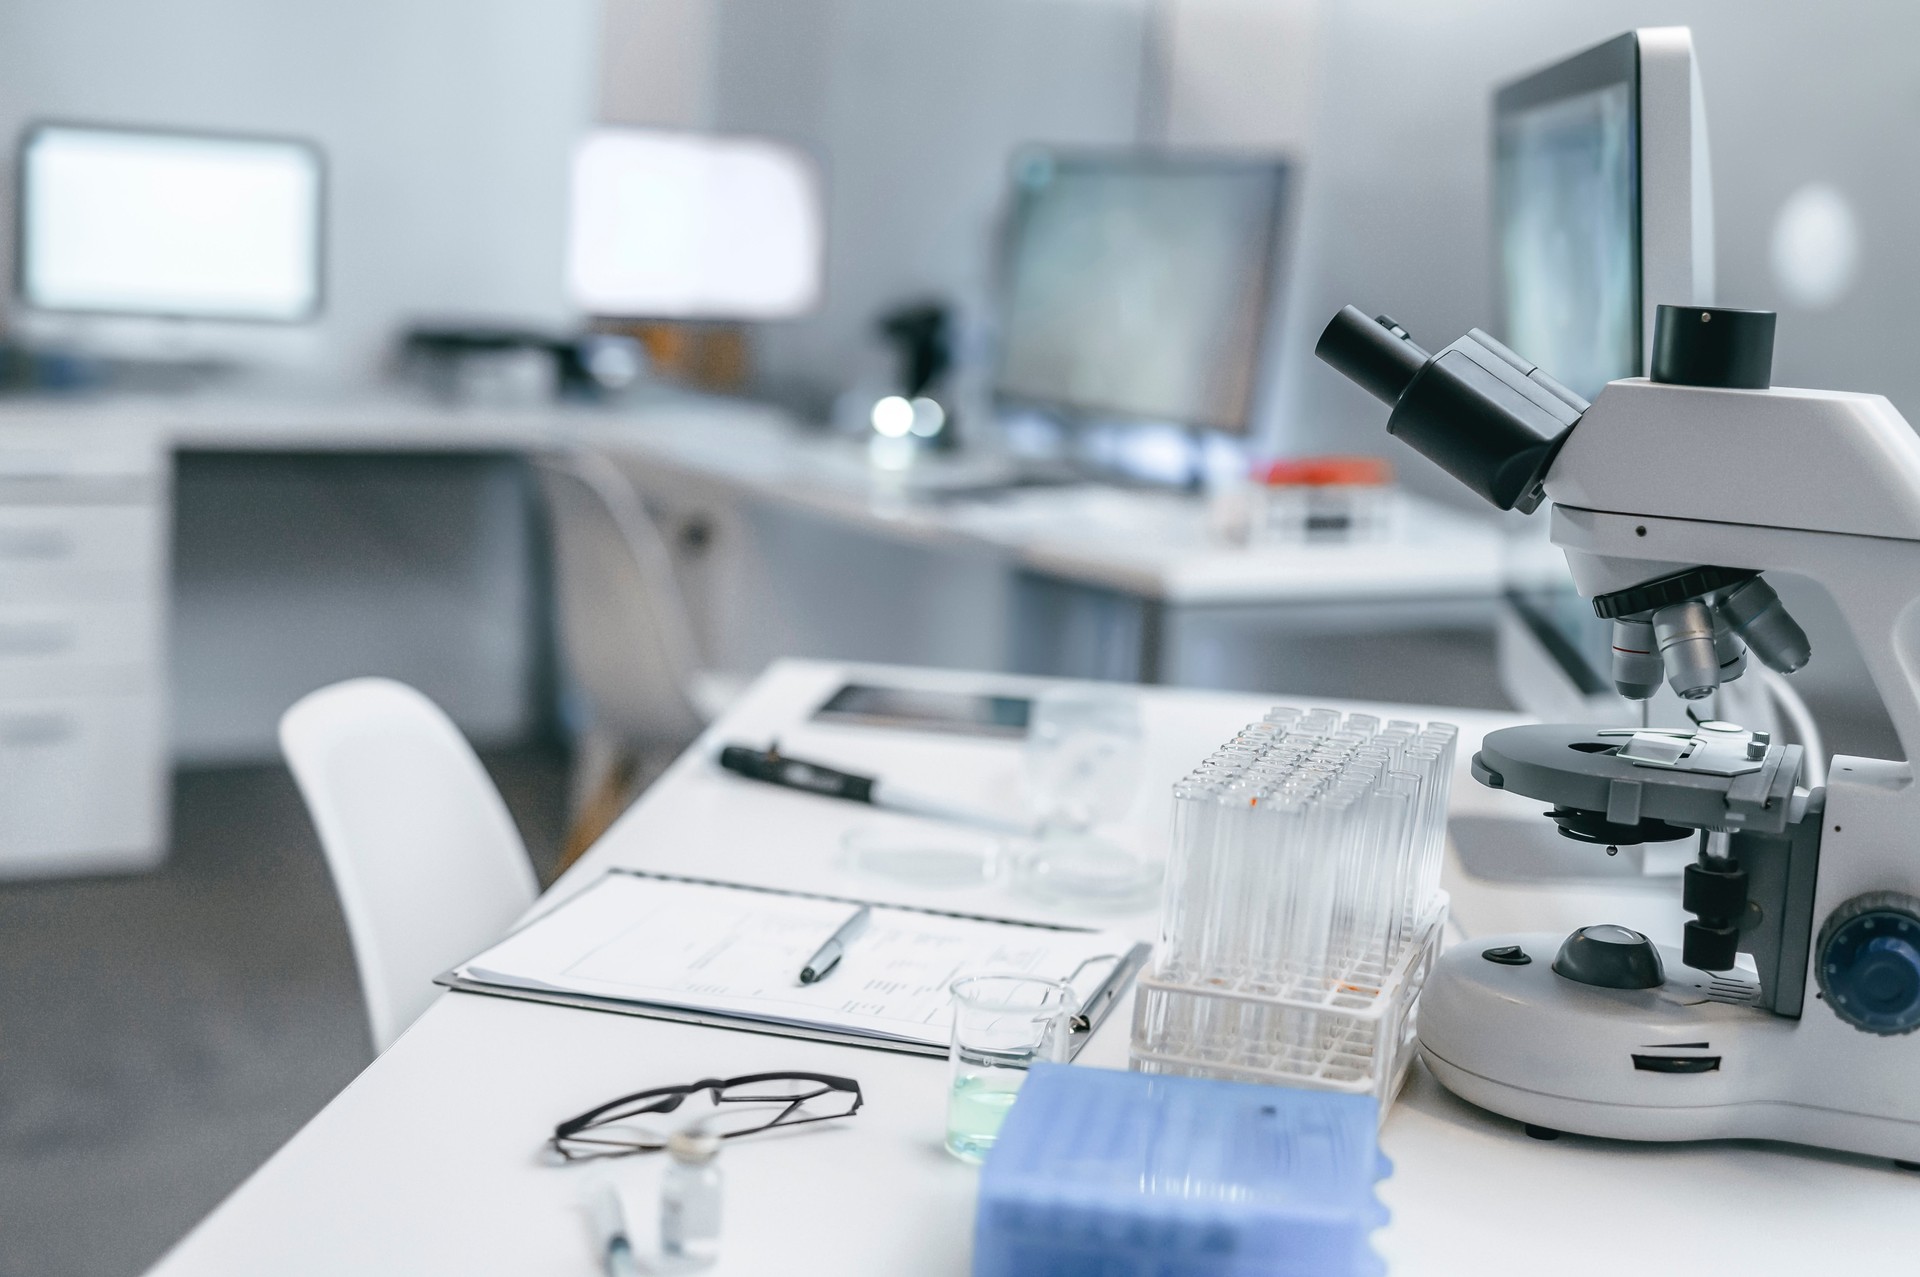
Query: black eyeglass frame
550 1071 865 1161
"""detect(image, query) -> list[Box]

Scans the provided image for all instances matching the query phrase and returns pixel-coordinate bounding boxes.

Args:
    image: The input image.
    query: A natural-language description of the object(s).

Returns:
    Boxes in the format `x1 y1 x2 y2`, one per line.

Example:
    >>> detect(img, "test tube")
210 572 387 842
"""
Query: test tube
1378 769 1425 960
1295 708 1342 737
1342 713 1382 739
1159 779 1214 980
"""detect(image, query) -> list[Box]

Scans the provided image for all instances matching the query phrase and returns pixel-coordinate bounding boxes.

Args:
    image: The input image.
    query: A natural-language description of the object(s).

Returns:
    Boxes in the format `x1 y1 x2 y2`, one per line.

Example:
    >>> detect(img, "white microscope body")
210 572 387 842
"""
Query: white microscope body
1318 303 1920 1163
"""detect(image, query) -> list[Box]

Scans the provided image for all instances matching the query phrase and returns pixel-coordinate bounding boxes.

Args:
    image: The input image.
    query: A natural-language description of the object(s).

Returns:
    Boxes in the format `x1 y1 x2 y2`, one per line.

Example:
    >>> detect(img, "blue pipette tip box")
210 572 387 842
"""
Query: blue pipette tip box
973 1063 1392 1277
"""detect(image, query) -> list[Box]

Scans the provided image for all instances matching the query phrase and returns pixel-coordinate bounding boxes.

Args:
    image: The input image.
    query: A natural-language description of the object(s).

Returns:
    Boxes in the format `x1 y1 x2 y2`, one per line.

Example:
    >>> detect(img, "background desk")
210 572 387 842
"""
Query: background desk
147 660 1919 1277
0 392 1503 877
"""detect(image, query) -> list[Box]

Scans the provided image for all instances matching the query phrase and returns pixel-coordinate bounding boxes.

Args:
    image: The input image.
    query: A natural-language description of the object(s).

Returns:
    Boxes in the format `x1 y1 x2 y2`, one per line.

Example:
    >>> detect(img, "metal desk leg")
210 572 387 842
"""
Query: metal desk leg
1137 596 1166 685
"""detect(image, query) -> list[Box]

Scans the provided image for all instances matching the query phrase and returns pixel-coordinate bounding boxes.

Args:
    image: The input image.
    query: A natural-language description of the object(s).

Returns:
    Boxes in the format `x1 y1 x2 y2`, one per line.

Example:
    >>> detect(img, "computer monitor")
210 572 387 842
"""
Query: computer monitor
566 128 825 321
1493 27 1713 399
1493 28 1717 721
16 123 324 323
994 151 1291 437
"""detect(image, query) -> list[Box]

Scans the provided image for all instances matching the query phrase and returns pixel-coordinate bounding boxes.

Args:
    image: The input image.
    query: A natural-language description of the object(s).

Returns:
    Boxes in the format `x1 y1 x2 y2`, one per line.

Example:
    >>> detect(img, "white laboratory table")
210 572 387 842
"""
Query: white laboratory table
0 390 1507 875
13 392 1503 614
147 660 1918 1277
571 398 1504 608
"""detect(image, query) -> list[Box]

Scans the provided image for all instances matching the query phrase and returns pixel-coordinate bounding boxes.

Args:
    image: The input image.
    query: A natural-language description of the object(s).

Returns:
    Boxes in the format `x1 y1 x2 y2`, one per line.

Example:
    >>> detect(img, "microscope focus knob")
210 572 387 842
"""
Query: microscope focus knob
1651 305 1776 390
1817 893 1920 1036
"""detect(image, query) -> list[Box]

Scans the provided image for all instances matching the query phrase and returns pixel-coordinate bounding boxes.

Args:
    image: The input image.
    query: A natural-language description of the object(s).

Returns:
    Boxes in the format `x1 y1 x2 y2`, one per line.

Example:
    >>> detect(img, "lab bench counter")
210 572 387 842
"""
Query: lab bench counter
0 390 1511 874
146 659 1920 1277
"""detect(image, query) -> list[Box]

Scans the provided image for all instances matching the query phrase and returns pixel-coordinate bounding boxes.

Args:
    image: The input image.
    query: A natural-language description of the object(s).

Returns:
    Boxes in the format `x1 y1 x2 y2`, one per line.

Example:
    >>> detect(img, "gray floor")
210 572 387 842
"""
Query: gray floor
0 751 570 1277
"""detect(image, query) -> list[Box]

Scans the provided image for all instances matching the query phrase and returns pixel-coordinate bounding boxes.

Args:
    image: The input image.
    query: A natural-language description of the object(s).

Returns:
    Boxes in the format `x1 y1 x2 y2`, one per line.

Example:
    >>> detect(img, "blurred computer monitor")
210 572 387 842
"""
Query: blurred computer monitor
1492 28 1716 719
566 128 824 321
1494 28 1713 400
17 123 324 323
994 151 1291 437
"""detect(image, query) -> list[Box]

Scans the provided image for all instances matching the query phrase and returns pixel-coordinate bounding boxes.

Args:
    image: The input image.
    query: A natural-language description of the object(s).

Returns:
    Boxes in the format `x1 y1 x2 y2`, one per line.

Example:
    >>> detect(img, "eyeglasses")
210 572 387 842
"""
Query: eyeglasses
550 1072 864 1161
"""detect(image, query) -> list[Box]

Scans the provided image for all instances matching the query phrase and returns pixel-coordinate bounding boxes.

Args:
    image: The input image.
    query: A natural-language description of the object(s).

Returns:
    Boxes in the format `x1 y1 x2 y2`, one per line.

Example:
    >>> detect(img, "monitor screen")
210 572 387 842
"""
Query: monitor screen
1492 35 1646 702
566 129 824 321
17 124 324 323
1494 36 1640 401
994 152 1288 435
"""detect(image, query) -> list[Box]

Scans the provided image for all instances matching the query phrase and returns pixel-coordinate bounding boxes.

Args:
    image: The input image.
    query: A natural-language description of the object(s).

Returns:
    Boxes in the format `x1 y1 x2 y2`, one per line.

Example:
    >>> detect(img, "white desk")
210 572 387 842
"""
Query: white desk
13 392 1503 613
581 398 1504 684
148 660 1915 1276
574 398 1503 608
0 391 1507 875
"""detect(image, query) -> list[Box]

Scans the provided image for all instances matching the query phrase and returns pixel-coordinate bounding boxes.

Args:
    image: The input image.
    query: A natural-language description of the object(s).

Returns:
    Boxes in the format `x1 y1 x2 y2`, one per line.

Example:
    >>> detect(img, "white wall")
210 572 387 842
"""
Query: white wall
590 0 1328 414
707 0 1153 411
1264 0 1918 746
1270 0 1920 472
0 0 600 383
1151 0 1321 154
599 0 717 129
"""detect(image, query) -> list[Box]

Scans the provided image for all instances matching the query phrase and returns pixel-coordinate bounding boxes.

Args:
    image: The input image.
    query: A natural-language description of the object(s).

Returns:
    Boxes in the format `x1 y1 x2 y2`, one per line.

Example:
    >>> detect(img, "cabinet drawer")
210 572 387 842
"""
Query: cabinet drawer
0 600 162 678
0 692 167 873
0 504 165 597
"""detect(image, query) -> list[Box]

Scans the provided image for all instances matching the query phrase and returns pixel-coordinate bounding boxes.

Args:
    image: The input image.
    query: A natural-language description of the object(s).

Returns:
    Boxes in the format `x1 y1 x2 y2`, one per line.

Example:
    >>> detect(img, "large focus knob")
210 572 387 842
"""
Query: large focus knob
1817 892 1920 1035
1650 305 1775 390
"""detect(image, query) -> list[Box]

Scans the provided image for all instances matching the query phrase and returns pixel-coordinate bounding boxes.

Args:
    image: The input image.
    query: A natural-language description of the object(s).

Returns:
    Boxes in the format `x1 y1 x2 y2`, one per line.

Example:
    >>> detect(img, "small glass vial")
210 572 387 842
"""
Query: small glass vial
659 1128 722 1268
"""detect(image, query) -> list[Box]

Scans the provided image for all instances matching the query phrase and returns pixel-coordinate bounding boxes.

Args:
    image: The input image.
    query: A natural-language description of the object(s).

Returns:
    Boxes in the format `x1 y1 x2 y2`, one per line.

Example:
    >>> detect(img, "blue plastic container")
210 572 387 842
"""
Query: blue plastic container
973 1063 1391 1277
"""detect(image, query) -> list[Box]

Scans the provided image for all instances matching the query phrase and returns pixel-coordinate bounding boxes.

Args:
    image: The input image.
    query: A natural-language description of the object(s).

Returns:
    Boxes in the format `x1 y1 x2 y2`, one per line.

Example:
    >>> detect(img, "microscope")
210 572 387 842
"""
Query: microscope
1317 303 1920 1163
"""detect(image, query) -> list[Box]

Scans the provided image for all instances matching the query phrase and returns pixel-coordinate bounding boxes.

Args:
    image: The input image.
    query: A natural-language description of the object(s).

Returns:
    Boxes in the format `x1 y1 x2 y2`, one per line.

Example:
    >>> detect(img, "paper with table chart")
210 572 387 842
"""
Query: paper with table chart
449 871 1147 1051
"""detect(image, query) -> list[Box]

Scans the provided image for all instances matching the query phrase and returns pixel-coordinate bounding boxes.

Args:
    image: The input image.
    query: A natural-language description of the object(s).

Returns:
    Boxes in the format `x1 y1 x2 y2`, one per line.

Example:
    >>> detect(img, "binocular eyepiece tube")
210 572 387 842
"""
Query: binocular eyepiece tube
1314 306 1587 513
1317 304 1816 702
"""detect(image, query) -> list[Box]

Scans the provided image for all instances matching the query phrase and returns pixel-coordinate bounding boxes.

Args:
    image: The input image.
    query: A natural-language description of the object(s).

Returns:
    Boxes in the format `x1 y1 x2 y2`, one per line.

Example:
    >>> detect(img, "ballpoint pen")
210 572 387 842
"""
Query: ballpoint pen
587 1180 642 1277
798 904 873 984
718 743 1035 835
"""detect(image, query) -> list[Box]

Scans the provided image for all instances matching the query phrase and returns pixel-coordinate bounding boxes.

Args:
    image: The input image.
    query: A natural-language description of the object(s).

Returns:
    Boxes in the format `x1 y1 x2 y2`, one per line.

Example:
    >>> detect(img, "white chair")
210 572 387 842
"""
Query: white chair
279 677 538 1054
534 449 739 865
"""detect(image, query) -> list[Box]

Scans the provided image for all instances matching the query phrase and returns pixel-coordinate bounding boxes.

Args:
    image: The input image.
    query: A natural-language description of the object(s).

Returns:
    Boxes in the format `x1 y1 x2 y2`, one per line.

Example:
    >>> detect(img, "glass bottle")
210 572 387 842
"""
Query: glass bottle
659 1128 722 1268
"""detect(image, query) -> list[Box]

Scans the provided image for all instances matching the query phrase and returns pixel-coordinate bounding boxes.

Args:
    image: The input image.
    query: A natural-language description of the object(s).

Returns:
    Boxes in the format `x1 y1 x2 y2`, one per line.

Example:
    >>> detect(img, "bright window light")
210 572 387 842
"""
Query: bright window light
566 129 825 320
19 124 324 322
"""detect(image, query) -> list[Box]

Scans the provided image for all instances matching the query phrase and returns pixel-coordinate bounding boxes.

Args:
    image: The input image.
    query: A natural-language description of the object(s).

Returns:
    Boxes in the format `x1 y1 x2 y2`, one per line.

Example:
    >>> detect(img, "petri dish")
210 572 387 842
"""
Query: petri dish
1007 833 1162 912
839 821 1003 889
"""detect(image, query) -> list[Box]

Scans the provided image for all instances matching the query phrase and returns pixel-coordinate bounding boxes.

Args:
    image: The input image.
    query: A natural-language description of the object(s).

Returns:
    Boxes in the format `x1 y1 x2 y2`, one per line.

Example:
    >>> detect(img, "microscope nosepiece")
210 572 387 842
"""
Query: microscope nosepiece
1653 600 1722 700
1718 577 1810 675
1609 618 1664 700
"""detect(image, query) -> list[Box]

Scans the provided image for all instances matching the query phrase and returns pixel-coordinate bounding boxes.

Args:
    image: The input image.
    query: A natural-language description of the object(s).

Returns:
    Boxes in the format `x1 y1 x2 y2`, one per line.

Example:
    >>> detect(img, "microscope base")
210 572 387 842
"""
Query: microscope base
1417 931 1920 1162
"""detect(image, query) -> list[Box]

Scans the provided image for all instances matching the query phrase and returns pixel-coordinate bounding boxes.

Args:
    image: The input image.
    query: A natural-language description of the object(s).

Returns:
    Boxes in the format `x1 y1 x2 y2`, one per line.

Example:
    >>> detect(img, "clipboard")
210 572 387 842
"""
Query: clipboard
437 867 1152 1060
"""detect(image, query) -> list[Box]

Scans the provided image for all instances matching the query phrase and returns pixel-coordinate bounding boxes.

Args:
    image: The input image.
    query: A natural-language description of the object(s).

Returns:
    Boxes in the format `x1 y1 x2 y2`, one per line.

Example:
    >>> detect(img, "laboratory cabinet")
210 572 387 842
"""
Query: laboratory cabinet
0 420 169 877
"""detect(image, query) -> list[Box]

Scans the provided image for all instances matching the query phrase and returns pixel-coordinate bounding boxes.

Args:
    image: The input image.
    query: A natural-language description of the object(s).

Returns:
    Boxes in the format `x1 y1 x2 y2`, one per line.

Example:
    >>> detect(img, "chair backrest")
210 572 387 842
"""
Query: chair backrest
534 449 708 746
279 677 538 1053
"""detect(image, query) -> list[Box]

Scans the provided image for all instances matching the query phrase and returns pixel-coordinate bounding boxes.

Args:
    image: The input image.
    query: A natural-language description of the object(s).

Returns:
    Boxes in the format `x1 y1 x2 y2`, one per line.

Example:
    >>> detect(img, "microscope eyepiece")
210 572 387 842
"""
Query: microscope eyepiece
1315 306 1430 405
1315 306 1586 513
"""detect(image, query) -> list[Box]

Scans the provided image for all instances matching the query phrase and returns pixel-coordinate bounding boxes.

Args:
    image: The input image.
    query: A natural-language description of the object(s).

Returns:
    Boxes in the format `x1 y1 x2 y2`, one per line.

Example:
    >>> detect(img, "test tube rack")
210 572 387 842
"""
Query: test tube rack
1129 706 1456 1109
1131 899 1445 1105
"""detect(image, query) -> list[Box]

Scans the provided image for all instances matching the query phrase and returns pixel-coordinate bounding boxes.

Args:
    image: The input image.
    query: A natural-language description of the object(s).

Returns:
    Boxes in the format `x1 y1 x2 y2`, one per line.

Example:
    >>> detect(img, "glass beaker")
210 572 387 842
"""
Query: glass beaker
945 974 1073 1164
1012 685 1156 908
